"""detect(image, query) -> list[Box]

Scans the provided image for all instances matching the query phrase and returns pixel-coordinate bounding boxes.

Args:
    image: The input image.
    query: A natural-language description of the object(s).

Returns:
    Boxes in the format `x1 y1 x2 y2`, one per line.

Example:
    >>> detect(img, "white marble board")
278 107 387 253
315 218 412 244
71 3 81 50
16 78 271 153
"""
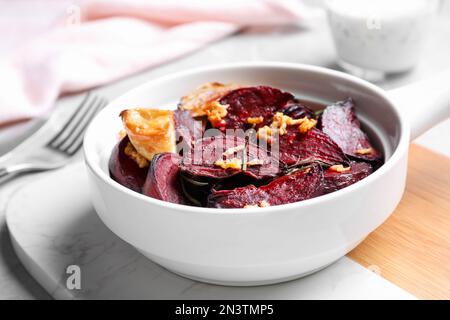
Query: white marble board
5 163 415 299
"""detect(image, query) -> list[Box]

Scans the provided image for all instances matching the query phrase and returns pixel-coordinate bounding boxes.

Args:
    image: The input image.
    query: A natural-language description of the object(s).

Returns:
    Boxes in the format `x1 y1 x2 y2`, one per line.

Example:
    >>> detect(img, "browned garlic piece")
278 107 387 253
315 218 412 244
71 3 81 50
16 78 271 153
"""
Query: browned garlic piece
298 117 317 134
222 144 245 157
329 164 351 173
178 82 240 117
214 158 242 170
204 101 229 127
246 158 264 166
355 147 374 155
271 112 304 135
246 116 264 125
256 125 273 142
124 142 149 168
244 200 271 208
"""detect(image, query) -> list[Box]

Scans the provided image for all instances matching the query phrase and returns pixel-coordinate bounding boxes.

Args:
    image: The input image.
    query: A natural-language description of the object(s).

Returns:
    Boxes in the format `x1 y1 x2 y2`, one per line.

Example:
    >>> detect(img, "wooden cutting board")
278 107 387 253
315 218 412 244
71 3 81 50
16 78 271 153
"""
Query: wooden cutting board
348 144 450 300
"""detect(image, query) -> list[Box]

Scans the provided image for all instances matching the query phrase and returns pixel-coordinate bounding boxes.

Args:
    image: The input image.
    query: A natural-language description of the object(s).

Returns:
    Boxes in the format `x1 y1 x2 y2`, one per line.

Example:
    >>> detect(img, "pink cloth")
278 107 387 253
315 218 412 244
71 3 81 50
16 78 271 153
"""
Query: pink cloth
0 0 307 126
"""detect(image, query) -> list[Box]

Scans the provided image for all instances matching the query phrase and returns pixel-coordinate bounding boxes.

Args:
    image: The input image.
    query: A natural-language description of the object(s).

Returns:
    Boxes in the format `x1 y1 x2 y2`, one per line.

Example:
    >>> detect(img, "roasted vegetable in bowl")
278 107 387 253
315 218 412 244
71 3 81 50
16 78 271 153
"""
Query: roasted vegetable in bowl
109 83 382 208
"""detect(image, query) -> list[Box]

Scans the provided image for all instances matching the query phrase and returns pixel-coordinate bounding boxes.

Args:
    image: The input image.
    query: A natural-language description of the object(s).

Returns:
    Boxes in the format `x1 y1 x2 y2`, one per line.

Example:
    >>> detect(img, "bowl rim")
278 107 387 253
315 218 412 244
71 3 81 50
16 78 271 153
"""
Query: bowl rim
83 61 410 215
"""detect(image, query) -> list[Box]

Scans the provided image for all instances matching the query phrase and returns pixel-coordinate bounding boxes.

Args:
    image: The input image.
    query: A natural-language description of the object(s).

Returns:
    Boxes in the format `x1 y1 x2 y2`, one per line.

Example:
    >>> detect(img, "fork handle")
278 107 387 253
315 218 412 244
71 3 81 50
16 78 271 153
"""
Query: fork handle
0 168 16 186
0 164 35 186
0 162 67 186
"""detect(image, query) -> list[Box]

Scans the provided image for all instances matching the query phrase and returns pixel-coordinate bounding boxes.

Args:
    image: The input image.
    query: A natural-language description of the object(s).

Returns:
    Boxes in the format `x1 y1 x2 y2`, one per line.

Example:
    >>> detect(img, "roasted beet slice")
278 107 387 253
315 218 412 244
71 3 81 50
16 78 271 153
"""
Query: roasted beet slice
181 135 280 181
322 162 372 194
174 110 205 155
276 127 348 167
208 164 323 208
142 153 185 204
109 136 149 192
320 98 381 161
281 100 314 119
214 86 293 131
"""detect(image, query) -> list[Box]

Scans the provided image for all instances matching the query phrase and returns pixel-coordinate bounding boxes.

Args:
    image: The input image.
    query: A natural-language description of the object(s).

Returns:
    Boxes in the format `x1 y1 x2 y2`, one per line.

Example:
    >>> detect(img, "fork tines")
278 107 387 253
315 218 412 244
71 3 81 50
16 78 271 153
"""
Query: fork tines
47 93 108 156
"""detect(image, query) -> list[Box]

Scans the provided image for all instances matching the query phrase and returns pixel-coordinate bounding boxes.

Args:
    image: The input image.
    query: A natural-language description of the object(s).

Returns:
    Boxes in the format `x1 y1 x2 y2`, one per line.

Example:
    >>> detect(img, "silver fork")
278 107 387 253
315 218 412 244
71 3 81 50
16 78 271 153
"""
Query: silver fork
0 93 108 185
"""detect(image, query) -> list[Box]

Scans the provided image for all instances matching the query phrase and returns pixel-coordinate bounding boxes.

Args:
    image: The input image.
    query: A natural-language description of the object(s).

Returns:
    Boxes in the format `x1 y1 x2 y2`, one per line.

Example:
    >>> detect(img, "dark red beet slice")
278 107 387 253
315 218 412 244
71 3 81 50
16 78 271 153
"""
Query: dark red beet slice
109 136 148 192
276 127 348 167
142 153 185 204
215 86 293 131
181 135 280 181
174 110 205 149
322 162 372 194
320 98 381 161
208 164 323 208
281 100 314 119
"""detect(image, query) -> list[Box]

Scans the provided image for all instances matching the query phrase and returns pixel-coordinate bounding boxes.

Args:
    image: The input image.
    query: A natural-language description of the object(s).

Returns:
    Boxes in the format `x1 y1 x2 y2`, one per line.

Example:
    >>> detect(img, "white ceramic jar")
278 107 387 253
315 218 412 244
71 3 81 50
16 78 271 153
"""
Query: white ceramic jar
326 0 436 80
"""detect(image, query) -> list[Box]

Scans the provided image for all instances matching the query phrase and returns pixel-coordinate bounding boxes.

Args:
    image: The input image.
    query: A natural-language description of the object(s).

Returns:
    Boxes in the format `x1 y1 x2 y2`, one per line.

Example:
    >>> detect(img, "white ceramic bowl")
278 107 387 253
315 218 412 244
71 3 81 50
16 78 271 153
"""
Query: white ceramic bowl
84 62 450 285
